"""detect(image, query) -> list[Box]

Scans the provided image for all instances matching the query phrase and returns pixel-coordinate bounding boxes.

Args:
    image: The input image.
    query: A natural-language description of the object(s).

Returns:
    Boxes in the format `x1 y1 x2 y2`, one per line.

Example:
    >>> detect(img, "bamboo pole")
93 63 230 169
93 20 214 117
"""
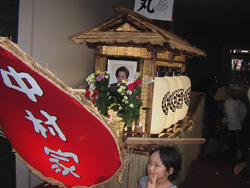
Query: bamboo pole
126 137 206 145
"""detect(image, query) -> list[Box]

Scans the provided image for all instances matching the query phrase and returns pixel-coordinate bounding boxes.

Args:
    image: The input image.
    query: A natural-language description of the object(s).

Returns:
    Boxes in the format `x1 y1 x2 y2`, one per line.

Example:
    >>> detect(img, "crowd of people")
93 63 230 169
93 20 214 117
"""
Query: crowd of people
210 86 250 184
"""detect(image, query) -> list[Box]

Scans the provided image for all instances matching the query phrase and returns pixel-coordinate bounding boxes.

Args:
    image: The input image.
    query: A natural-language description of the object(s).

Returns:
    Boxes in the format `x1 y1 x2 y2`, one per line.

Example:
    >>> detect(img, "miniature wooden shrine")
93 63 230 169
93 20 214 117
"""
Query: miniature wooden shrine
69 6 206 140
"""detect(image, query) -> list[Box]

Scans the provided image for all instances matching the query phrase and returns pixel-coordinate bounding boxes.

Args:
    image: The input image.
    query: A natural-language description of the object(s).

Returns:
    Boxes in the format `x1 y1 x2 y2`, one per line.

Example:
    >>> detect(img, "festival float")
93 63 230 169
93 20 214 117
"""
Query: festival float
68 6 207 187
0 6 206 188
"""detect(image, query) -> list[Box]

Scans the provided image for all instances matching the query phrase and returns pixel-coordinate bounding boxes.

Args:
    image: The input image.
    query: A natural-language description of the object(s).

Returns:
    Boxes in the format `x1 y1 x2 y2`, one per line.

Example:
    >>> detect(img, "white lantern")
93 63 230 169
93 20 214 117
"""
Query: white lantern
180 72 191 120
171 72 184 124
150 77 170 134
164 72 178 128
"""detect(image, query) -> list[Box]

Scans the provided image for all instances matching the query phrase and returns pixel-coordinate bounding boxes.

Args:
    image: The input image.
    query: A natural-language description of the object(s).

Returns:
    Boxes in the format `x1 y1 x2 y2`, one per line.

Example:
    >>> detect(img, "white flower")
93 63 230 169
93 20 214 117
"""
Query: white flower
129 104 134 108
124 96 128 100
119 106 123 110
117 86 126 95
105 75 109 79
122 98 128 104
86 73 95 84
142 77 154 86
117 87 123 93
89 83 96 90
134 72 141 79
126 90 132 95
126 79 135 86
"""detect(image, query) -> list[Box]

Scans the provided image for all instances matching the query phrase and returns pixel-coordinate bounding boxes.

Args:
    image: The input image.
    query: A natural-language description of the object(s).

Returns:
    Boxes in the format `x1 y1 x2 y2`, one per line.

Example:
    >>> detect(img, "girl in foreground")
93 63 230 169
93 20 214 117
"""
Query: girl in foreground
138 145 182 188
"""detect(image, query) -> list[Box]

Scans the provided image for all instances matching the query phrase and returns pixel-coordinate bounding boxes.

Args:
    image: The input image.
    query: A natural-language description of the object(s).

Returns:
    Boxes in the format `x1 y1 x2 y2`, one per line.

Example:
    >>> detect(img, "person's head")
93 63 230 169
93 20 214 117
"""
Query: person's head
213 87 228 105
147 145 182 182
115 66 129 83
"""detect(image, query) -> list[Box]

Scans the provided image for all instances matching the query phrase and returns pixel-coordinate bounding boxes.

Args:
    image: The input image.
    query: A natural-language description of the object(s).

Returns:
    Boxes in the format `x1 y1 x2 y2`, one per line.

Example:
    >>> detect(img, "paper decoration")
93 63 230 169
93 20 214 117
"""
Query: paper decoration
151 77 170 134
134 0 175 21
180 73 191 120
0 37 122 188
171 74 184 124
164 74 178 128
150 72 191 134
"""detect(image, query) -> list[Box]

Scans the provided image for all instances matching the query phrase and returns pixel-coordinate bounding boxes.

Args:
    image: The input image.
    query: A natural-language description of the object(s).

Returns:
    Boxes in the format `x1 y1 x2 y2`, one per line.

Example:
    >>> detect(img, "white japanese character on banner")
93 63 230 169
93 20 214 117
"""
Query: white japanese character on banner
25 110 67 141
44 146 80 178
0 66 43 102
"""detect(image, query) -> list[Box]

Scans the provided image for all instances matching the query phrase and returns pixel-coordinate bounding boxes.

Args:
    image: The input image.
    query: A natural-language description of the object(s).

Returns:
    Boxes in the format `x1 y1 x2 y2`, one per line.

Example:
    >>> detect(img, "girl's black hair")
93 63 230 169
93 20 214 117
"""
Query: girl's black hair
151 145 182 181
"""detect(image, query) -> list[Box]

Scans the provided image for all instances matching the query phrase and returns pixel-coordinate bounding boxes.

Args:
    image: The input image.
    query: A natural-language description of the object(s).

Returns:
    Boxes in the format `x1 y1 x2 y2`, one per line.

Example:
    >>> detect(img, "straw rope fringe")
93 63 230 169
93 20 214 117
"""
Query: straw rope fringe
0 125 6 138
14 149 127 188
0 37 125 188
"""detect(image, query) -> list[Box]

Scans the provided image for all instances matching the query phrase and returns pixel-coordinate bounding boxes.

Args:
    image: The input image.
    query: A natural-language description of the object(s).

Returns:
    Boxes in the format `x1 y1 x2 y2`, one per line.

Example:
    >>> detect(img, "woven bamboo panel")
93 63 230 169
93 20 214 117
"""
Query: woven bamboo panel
156 61 183 68
174 54 186 62
102 46 151 58
157 51 172 60
141 58 155 137
103 46 119 56
94 54 106 73
156 61 184 72
108 109 124 138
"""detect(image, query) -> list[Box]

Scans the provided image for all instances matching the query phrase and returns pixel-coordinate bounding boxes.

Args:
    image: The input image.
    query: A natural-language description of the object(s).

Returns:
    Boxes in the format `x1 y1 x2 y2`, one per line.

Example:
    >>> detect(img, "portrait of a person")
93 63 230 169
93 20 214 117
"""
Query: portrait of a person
115 66 130 83
110 66 130 91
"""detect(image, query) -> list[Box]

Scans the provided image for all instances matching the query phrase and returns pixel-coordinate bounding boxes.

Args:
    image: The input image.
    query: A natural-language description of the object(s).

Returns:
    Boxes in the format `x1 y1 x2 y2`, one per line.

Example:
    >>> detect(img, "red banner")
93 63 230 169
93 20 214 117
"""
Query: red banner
0 38 122 187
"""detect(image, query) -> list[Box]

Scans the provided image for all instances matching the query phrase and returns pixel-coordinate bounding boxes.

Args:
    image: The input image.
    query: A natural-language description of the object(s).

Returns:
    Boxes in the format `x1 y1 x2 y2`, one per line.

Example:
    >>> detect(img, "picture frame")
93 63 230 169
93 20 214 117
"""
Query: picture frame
106 57 139 84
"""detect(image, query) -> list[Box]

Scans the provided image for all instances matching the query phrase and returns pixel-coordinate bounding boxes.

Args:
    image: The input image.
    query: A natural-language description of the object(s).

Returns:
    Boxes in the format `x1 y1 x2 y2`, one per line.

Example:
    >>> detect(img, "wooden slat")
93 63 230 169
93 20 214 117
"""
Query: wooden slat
126 137 206 145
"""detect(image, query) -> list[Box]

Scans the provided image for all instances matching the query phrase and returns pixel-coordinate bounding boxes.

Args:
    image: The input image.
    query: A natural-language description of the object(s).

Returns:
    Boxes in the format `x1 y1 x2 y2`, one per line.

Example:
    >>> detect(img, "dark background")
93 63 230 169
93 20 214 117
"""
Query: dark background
173 0 250 90
0 0 19 43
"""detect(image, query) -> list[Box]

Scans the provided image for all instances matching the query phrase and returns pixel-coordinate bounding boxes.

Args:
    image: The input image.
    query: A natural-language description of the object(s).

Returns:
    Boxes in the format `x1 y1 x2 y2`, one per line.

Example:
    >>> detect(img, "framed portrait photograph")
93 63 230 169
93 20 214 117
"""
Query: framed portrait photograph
107 58 139 85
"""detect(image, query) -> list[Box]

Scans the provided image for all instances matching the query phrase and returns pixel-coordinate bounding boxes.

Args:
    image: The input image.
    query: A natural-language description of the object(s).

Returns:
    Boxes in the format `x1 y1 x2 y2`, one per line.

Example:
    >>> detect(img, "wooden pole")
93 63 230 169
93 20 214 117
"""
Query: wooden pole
126 137 206 145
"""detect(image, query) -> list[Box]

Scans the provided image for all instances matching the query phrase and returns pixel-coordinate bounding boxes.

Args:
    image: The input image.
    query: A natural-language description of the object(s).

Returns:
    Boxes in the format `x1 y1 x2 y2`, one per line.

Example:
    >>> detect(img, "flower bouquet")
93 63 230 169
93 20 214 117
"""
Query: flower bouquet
110 72 150 128
84 71 112 117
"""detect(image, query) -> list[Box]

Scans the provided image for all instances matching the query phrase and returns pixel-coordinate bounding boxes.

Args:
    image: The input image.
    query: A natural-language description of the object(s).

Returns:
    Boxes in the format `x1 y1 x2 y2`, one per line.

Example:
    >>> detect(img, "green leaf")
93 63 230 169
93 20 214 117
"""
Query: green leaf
111 105 119 111
117 111 124 117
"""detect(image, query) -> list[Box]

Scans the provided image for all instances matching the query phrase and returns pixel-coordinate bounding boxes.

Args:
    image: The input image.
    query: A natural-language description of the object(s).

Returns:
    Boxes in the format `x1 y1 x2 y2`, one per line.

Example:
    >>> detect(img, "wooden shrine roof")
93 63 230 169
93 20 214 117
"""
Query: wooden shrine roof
68 6 206 57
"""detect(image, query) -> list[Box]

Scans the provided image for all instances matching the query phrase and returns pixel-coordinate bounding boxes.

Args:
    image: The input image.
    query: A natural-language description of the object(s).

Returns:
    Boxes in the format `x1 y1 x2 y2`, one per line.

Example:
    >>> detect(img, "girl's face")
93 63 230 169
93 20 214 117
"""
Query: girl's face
117 71 127 83
147 151 169 181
